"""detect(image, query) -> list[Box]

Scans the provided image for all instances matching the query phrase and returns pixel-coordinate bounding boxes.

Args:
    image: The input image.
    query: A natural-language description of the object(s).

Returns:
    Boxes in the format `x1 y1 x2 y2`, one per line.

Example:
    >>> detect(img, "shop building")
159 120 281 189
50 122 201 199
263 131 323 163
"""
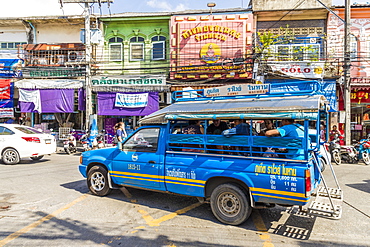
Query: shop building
327 4 370 141
93 13 172 137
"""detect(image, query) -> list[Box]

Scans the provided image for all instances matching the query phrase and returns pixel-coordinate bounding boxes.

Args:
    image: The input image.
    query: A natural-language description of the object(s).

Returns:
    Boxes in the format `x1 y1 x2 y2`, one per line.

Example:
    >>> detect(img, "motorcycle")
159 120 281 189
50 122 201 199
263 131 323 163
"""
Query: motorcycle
79 133 90 152
63 133 77 155
340 145 358 164
96 130 106 149
329 134 341 165
354 138 370 165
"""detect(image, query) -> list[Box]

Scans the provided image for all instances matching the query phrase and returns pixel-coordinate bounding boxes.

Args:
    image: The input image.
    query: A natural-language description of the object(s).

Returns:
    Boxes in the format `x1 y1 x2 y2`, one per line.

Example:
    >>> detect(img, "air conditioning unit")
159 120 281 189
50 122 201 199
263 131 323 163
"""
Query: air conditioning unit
158 92 165 103
67 51 84 62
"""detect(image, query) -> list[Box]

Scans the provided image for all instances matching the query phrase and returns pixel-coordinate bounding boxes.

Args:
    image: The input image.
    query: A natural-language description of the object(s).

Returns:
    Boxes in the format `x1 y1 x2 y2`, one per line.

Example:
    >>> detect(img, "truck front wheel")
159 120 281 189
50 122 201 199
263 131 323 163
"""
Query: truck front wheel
210 183 251 225
87 165 112 196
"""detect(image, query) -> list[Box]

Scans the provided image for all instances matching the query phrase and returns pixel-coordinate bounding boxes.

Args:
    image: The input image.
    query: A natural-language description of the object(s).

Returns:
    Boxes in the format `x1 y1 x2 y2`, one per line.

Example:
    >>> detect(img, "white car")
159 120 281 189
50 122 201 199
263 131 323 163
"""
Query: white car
0 124 56 165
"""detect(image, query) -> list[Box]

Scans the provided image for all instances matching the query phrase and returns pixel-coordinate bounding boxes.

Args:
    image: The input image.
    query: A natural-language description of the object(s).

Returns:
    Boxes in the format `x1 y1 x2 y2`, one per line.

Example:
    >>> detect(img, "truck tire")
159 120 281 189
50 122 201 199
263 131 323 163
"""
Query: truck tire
87 165 112 196
210 183 251 226
319 157 326 172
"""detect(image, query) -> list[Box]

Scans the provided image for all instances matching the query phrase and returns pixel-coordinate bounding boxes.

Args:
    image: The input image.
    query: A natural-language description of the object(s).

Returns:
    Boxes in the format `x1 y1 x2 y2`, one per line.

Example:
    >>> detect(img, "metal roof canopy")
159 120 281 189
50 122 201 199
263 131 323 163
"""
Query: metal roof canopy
140 94 328 124
62 0 113 2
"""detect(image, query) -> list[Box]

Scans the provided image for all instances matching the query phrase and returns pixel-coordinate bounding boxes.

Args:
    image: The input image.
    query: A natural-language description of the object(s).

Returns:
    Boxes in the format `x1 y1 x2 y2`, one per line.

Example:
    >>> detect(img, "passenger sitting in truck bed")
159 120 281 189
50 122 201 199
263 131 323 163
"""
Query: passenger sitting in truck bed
182 120 204 152
265 119 305 160
183 120 204 134
207 119 229 134
222 119 251 137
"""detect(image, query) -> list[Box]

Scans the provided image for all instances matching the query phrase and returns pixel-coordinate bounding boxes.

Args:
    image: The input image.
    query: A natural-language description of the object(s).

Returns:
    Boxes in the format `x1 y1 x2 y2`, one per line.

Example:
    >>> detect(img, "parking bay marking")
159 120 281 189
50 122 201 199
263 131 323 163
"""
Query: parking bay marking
0 194 89 246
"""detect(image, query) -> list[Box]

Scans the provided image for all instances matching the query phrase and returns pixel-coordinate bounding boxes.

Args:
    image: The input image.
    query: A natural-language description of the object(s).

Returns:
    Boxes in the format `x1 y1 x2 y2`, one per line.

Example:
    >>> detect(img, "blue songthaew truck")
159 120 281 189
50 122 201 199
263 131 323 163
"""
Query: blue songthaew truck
79 83 342 225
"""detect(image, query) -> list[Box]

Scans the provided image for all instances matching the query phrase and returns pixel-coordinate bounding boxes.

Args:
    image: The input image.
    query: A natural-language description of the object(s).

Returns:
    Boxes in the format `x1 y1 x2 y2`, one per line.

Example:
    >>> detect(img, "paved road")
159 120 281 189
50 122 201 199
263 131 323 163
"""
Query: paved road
0 150 369 247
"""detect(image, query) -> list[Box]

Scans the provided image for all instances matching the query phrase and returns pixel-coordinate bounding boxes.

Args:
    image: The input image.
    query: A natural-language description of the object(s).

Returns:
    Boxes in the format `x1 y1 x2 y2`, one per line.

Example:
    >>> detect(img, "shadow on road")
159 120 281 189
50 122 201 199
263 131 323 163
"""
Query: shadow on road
346 179 370 194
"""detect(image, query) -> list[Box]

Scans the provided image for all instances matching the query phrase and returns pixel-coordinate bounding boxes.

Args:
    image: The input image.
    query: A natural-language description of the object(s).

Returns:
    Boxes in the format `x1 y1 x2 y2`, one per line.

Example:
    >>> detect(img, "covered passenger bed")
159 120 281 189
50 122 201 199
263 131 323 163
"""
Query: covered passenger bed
140 94 329 124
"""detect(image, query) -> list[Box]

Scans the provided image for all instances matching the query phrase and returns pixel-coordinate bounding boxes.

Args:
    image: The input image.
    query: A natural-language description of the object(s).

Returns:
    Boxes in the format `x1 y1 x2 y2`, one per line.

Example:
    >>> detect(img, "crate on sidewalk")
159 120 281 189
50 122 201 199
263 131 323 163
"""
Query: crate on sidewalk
59 127 71 140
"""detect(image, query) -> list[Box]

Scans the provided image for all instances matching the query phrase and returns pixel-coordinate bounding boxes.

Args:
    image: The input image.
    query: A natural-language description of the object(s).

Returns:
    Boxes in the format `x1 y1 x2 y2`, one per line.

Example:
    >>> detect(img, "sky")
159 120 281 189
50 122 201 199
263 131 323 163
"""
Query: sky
0 0 368 18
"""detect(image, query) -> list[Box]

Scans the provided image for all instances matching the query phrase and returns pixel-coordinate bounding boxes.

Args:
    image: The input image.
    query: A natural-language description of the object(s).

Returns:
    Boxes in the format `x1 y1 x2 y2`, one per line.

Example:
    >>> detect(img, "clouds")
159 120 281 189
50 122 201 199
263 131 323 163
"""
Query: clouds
146 0 187 12
0 0 83 17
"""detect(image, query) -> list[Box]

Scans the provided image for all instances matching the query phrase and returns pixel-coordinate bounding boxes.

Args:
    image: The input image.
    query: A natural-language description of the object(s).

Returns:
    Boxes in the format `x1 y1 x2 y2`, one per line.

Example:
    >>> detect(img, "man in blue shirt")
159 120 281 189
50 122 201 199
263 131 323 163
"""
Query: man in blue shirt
234 119 250 135
265 119 305 159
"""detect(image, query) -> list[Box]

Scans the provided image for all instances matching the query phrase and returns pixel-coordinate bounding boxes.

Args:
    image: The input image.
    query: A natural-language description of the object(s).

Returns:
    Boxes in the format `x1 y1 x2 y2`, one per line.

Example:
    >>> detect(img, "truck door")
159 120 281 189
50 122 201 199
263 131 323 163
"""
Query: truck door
111 127 164 189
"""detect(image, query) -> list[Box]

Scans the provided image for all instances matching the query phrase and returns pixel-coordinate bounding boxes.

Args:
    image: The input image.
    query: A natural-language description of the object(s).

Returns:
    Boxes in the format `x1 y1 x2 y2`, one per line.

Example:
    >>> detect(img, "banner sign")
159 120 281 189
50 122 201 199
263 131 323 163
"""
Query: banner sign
269 62 324 79
204 84 270 97
0 59 22 78
115 93 149 108
22 67 85 78
0 79 11 99
0 108 14 118
92 75 166 86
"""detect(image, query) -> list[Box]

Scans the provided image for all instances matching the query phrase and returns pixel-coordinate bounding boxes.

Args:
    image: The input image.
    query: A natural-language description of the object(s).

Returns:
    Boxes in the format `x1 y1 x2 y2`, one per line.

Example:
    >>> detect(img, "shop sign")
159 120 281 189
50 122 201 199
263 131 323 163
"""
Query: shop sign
351 89 370 104
204 84 270 97
92 75 166 86
0 59 22 78
114 93 148 108
270 62 324 79
0 108 14 118
170 14 253 79
22 67 85 78
181 25 241 42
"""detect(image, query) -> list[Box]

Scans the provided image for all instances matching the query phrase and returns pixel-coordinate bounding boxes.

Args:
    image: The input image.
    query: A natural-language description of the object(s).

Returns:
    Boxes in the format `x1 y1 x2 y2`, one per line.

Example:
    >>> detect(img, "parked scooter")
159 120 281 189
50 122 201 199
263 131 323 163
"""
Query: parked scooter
63 133 77 155
340 144 358 164
96 130 106 149
354 137 370 165
79 132 90 152
329 134 341 165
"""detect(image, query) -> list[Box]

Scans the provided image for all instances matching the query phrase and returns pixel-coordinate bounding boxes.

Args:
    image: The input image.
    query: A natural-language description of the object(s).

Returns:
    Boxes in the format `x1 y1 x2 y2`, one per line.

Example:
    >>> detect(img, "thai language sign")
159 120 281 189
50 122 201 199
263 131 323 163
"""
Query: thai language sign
204 84 270 97
92 75 166 86
170 14 253 79
269 62 324 79
22 67 85 78
115 93 149 108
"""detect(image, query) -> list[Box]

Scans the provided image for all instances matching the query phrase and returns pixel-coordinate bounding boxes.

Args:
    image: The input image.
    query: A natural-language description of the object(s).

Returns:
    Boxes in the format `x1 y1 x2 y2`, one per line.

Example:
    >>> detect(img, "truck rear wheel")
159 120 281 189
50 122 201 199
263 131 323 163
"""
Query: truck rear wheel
210 183 251 225
87 165 112 196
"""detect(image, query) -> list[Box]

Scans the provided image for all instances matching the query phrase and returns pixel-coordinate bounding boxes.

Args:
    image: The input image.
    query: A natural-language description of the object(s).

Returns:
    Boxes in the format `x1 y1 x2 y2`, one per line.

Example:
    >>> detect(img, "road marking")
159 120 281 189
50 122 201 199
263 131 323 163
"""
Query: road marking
251 210 274 247
0 194 89 247
138 201 202 227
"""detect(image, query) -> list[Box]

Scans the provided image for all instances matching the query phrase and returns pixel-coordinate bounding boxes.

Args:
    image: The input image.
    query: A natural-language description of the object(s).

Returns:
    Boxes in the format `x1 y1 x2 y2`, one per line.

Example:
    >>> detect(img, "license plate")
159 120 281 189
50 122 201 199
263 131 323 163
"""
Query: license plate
45 139 51 144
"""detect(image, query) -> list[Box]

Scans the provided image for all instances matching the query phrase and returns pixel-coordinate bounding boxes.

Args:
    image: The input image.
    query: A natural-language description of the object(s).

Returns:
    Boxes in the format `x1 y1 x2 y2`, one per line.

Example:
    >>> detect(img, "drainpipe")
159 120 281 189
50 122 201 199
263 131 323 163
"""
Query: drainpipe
27 21 37 44
22 21 37 126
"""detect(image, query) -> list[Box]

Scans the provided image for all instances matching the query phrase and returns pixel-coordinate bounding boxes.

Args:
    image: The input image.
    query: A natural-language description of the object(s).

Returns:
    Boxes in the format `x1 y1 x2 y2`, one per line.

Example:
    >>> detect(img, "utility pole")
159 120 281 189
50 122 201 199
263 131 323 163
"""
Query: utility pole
84 2 92 130
61 0 113 130
344 0 351 145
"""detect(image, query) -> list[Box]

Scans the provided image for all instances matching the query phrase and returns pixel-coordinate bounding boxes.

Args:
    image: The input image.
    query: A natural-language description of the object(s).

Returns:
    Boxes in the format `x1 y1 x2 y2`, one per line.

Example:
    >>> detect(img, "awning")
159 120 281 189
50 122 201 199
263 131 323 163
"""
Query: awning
140 94 328 124
15 79 83 89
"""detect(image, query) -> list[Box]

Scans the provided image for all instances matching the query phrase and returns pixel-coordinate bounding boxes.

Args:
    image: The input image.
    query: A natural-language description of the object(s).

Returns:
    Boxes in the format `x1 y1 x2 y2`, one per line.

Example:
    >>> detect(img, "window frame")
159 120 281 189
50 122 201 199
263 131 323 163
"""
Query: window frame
109 42 123 62
130 42 145 61
151 40 165 60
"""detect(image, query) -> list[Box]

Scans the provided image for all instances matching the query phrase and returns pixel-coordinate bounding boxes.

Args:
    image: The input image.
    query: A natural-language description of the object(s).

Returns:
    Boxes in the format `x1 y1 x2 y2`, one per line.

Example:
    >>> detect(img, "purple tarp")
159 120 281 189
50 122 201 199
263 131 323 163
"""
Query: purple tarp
97 92 159 116
78 88 85 111
19 89 74 113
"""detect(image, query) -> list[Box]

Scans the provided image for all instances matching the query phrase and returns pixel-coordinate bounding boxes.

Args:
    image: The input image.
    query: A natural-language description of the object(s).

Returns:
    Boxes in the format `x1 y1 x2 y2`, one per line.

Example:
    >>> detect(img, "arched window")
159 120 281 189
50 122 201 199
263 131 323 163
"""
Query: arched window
130 36 145 61
108 37 123 62
151 36 166 60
